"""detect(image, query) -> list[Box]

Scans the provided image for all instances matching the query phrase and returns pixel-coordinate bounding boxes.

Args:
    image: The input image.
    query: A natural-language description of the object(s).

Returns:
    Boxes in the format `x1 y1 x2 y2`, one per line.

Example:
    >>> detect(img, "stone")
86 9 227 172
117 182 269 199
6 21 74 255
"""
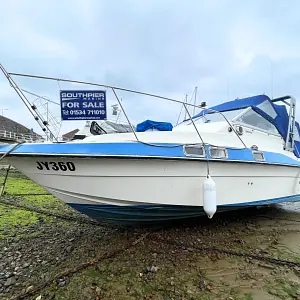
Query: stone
56 277 69 287
95 287 101 296
4 276 16 287
5 272 13 279
66 246 74 253
26 285 34 293
150 266 158 273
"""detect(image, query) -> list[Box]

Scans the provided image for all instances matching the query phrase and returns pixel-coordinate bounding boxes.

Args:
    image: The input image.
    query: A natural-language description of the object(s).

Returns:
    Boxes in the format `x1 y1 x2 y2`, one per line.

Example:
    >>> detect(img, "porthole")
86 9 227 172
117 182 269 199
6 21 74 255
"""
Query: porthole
251 145 258 151
235 125 243 135
184 145 205 157
253 151 265 161
209 147 228 159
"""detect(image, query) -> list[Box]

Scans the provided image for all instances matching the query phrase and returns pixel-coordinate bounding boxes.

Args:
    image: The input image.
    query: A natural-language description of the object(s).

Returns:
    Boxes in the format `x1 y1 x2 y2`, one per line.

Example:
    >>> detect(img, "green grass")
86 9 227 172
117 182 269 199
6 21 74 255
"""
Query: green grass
0 175 75 237
265 279 300 299
0 204 39 237
1 176 73 213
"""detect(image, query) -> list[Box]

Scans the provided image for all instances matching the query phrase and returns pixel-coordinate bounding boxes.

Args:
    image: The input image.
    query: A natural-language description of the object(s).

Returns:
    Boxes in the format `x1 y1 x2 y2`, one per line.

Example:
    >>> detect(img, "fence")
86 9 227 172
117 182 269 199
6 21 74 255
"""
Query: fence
0 129 44 143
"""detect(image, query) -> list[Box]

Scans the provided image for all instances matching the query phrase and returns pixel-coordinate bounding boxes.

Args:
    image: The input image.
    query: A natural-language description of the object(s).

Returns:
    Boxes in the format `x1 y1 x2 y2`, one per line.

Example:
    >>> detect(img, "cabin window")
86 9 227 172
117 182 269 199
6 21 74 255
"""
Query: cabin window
71 135 86 140
236 109 279 134
209 147 227 159
257 101 277 118
179 109 245 126
184 145 205 156
253 151 265 161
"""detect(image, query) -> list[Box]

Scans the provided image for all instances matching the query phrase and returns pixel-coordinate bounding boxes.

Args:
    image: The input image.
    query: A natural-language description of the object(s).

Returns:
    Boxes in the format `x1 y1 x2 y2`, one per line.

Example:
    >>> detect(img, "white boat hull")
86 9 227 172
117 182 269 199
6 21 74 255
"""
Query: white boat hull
5 156 300 225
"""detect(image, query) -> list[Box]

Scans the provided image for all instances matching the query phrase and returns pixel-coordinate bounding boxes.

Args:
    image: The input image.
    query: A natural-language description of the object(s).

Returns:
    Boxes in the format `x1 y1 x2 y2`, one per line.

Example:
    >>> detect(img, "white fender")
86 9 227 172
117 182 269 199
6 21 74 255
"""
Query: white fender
203 175 217 218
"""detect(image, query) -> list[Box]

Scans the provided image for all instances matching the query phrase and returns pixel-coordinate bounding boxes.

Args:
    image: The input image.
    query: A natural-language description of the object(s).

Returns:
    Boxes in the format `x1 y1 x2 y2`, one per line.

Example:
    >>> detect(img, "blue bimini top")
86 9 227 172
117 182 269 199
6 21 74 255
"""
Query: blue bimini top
191 94 300 158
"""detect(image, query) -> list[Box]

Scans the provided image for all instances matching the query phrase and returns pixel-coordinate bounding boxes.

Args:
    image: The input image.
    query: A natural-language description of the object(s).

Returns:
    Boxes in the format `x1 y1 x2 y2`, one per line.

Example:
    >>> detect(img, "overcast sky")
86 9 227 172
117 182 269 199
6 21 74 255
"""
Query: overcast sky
1 0 300 136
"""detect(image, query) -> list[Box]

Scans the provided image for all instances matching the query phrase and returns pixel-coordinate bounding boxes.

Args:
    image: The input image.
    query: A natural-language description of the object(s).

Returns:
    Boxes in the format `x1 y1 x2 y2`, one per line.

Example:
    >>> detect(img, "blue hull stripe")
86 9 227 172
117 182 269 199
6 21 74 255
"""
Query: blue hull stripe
0 142 300 167
68 194 300 225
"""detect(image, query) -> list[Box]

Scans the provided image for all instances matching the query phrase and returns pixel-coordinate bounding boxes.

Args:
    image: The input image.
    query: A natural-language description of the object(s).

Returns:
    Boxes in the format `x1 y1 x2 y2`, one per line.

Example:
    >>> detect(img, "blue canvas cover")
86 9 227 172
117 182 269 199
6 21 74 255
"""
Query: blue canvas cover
192 94 290 139
190 94 300 158
136 120 173 132
293 122 300 157
192 95 270 119
251 103 289 141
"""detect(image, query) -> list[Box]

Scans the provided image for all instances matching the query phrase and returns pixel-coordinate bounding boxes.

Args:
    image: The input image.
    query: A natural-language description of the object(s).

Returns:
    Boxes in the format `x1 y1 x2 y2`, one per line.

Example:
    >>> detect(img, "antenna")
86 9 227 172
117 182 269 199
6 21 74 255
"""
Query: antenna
184 93 188 119
270 58 274 99
227 80 230 101
193 87 197 115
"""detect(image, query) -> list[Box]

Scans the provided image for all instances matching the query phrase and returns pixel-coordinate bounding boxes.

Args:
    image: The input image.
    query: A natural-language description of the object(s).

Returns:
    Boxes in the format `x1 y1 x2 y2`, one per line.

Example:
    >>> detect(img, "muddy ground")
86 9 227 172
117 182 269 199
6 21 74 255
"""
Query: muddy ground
0 170 300 300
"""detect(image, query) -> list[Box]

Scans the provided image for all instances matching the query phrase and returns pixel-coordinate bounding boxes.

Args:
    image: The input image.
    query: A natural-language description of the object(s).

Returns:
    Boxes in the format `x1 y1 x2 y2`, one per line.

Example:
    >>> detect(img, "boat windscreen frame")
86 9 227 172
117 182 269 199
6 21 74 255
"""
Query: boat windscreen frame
230 107 282 137
185 108 246 125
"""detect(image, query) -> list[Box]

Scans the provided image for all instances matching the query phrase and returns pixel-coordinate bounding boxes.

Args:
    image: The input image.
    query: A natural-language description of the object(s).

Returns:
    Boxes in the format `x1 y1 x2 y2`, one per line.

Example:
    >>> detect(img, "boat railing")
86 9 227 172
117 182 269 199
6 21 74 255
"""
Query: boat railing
200 108 247 148
0 63 247 148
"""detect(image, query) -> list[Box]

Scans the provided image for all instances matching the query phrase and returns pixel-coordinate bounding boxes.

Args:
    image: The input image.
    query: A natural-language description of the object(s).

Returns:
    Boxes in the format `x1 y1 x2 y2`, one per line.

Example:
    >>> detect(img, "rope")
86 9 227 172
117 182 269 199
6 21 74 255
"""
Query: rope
0 198 105 226
21 89 60 106
13 232 150 300
158 237 300 268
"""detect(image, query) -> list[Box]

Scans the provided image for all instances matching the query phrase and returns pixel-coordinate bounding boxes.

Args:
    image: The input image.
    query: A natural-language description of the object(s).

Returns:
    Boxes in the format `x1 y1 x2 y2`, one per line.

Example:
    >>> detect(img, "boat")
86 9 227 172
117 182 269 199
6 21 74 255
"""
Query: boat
1 93 300 226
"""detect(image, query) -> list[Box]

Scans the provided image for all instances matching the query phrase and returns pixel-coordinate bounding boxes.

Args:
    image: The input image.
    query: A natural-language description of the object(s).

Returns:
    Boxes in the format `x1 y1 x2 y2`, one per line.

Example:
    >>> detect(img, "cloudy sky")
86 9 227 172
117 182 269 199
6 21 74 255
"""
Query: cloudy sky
1 0 300 137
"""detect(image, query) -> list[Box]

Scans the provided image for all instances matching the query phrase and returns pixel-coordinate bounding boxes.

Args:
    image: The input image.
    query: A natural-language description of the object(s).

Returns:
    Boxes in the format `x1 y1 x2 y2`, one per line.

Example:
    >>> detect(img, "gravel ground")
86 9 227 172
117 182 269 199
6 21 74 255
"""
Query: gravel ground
0 171 300 300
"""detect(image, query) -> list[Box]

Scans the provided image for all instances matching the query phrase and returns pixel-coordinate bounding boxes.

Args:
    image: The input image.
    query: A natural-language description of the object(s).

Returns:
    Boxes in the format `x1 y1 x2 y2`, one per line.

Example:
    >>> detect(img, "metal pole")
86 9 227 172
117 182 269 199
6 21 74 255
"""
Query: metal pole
182 102 210 175
21 89 60 106
7 71 202 110
271 59 274 99
46 102 49 141
267 58 274 99
204 108 247 148
1 165 11 197
227 80 230 101
184 94 188 120
182 102 205 145
111 88 139 141
193 87 197 116
0 65 57 142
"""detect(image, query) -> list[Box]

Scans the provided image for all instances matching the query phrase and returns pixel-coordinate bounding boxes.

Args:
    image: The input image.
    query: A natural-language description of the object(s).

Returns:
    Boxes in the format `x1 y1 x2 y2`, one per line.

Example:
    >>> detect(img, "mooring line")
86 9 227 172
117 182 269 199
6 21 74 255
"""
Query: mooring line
158 237 300 268
13 232 150 300
0 199 106 227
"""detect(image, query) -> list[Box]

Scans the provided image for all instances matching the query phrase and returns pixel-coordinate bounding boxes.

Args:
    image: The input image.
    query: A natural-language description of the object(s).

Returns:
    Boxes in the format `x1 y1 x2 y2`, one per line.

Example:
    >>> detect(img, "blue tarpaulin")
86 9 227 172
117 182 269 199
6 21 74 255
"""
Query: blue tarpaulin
136 120 173 132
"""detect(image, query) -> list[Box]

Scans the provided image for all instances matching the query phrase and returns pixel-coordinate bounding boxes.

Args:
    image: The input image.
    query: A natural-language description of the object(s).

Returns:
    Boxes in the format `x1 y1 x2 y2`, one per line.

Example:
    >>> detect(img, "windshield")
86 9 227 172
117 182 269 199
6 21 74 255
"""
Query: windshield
180 108 245 125
236 108 279 134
